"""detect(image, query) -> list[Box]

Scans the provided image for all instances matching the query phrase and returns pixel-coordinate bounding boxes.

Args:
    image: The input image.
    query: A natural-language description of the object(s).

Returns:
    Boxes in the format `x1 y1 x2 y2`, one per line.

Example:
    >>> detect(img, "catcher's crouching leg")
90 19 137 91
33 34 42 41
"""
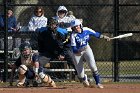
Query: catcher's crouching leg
39 72 56 87
17 65 27 87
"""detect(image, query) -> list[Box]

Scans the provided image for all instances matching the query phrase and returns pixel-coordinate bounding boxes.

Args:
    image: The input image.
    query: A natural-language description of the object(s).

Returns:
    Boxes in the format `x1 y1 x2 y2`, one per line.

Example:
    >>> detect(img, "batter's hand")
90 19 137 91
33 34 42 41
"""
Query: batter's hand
100 35 111 41
103 35 111 41
104 36 110 41
106 37 111 41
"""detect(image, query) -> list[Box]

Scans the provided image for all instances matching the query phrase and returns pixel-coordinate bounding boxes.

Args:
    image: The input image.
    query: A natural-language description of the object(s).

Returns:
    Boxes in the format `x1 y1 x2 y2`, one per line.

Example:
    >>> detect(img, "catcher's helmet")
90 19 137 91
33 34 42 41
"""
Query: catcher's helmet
19 41 32 59
19 41 32 52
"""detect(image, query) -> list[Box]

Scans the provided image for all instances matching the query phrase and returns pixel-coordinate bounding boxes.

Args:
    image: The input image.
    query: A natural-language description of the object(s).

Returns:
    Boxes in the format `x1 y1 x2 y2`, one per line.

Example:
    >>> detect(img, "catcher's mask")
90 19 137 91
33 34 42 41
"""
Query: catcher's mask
47 17 58 31
19 41 32 59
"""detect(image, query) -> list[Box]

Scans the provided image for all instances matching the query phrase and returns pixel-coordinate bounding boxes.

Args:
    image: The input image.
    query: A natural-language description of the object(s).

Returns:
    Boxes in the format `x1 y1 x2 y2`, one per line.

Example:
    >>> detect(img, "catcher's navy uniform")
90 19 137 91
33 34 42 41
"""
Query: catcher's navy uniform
10 42 56 87
14 53 42 79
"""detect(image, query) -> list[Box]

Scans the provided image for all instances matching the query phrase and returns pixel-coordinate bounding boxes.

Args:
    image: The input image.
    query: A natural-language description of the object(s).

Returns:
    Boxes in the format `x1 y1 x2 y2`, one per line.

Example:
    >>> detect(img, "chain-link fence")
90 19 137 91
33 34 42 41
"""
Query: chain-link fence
0 0 140 82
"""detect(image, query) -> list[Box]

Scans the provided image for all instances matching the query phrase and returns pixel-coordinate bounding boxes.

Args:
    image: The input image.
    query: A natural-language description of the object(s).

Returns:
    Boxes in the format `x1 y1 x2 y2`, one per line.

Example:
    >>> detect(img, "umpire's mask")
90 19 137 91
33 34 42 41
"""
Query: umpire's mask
47 17 58 32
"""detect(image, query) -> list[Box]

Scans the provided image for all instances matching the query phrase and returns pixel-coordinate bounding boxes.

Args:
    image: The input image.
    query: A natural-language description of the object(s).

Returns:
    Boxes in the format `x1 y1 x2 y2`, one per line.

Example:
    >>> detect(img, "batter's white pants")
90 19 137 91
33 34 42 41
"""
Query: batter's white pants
73 45 98 78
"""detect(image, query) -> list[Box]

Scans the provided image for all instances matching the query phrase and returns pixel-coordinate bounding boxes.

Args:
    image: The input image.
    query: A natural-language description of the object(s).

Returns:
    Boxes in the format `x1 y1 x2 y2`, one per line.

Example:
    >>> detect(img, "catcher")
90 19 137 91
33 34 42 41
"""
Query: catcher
10 41 56 87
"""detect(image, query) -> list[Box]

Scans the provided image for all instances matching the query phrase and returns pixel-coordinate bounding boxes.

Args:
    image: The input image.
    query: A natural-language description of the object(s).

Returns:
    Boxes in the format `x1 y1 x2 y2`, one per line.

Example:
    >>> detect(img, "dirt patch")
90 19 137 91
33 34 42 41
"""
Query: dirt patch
0 83 140 93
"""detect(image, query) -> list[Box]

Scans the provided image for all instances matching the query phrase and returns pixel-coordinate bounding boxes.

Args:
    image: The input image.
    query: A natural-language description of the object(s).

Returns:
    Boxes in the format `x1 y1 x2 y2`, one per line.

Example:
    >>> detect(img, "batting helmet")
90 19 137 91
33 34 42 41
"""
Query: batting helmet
71 19 82 28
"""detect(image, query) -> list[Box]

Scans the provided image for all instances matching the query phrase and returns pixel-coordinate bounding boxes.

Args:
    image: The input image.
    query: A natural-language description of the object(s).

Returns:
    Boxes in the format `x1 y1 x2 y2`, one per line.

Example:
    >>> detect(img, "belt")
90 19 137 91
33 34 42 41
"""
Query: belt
74 46 87 56
79 46 87 52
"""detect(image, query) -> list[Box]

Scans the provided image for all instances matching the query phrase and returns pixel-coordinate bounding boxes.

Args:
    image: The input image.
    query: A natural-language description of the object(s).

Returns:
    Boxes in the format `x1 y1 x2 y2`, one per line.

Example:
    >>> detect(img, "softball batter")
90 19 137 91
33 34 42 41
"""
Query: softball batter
70 19 110 88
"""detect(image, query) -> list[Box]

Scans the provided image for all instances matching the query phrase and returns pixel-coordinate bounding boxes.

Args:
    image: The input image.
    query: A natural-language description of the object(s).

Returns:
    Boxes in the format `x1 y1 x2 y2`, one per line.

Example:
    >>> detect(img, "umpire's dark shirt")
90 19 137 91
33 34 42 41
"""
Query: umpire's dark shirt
38 27 66 59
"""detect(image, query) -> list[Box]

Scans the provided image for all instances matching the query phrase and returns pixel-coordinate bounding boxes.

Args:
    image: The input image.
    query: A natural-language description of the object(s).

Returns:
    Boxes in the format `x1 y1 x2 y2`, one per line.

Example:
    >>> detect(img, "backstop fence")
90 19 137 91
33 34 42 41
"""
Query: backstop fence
0 0 140 82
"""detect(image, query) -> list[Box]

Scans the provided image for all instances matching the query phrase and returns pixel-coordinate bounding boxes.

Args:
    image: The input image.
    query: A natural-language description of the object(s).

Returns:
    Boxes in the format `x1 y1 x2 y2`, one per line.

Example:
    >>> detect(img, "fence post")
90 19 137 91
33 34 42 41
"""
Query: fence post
3 0 8 82
113 0 119 82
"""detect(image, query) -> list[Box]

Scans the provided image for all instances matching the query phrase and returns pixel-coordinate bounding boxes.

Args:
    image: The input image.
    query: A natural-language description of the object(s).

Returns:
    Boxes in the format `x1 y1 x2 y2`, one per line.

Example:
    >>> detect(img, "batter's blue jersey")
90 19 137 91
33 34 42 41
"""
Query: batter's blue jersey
71 27 101 53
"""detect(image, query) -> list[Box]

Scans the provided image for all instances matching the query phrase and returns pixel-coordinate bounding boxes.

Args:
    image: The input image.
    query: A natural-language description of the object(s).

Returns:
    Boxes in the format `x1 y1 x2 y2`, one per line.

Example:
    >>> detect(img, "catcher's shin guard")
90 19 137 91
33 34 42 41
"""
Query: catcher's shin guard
39 72 56 87
17 65 27 87
17 74 26 87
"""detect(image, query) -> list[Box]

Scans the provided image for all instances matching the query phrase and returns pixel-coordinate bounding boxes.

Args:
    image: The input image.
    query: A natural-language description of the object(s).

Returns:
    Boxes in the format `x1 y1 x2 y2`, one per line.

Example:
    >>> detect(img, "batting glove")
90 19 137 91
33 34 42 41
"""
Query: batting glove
100 35 111 41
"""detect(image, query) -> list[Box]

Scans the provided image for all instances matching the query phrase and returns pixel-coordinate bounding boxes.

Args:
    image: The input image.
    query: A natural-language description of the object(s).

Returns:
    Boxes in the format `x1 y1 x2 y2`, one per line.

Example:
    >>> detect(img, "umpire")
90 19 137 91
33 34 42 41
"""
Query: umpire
38 17 77 80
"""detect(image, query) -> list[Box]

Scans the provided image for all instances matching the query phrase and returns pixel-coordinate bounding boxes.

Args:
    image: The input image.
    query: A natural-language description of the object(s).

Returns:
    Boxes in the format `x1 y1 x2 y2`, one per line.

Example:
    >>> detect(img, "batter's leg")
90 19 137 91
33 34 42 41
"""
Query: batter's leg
84 45 103 88
73 54 89 87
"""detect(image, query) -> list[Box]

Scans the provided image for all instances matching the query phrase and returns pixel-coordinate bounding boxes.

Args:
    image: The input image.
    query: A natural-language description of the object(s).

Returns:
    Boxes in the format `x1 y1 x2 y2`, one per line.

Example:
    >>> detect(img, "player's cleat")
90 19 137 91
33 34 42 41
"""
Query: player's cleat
97 83 104 89
32 80 38 87
82 74 90 87
24 79 34 87
16 82 25 87
83 80 90 87
24 80 30 87
48 80 56 87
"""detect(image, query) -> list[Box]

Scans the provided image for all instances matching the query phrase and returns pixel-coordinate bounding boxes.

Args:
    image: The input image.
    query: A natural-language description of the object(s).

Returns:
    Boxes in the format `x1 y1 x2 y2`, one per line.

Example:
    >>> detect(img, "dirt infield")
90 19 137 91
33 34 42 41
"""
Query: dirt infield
0 83 140 93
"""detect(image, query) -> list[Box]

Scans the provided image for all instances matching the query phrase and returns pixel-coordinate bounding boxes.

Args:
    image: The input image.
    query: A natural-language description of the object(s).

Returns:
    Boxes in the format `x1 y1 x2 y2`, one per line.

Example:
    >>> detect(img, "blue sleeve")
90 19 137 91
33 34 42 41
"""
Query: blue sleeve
72 46 79 53
57 27 68 35
88 31 101 38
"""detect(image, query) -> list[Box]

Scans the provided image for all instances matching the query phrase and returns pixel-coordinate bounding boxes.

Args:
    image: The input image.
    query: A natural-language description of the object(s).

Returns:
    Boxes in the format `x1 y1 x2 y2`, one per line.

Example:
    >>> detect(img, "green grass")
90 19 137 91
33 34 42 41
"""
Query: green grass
84 60 140 76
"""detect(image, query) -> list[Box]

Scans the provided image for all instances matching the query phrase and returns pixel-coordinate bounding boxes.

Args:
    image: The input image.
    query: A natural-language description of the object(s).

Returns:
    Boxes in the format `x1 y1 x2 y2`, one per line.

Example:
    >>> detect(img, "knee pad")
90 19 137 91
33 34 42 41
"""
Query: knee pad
17 74 26 87
18 65 27 75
